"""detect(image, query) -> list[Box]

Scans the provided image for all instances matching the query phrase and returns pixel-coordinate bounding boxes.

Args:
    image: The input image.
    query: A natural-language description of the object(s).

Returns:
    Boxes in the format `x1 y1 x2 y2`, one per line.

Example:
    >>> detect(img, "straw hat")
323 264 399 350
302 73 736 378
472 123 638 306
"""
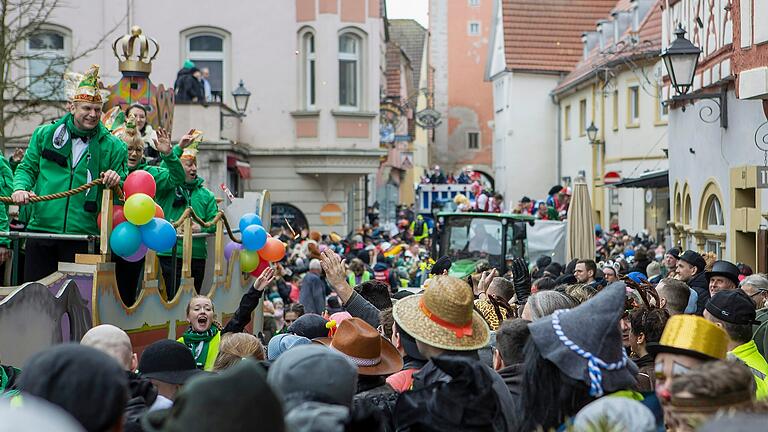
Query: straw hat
314 317 403 376
647 314 728 360
392 275 490 351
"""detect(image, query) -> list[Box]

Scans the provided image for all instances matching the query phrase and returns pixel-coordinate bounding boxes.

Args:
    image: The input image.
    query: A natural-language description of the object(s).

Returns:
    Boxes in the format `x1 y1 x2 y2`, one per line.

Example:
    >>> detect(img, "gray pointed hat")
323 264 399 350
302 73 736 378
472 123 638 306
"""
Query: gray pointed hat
528 282 638 397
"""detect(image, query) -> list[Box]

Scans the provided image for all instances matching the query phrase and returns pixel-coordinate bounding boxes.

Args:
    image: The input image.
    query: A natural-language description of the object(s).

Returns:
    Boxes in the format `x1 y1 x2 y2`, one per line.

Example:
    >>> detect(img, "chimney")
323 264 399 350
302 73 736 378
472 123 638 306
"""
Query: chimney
596 20 614 51
582 31 600 59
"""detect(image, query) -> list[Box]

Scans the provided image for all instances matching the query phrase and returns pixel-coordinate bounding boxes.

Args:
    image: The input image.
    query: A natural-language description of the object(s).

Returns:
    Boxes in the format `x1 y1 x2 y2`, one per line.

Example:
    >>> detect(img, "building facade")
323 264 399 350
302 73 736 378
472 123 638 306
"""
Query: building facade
5 0 388 235
486 0 617 206
552 0 669 237
664 0 768 270
430 0 494 181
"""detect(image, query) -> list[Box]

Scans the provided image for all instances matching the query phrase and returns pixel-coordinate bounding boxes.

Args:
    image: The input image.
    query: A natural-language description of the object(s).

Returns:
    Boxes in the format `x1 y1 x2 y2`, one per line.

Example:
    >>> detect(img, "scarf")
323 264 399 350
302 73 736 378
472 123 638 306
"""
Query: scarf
182 326 219 369
47 113 103 212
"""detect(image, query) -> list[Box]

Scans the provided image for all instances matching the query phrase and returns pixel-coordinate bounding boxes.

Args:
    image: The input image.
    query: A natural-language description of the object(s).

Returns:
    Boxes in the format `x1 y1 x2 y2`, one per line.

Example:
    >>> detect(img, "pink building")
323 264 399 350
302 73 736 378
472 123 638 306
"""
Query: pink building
430 0 495 181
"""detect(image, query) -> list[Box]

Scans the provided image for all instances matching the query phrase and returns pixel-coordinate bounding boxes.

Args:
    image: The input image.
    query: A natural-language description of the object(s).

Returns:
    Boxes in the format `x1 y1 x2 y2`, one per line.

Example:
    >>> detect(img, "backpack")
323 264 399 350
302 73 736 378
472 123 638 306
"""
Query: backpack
413 221 425 237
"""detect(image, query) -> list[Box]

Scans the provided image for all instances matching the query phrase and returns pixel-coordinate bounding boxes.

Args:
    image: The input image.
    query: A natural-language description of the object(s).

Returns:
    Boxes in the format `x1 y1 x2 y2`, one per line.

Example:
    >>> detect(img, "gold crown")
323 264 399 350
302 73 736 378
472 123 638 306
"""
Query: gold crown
655 315 729 360
111 26 159 74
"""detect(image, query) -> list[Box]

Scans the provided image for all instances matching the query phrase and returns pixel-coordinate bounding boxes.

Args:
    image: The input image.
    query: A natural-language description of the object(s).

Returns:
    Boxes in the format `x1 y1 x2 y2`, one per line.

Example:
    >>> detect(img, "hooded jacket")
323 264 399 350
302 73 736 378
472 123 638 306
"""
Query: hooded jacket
124 371 158 431
687 271 710 315
13 114 128 235
496 363 523 397
174 68 204 103
155 176 218 259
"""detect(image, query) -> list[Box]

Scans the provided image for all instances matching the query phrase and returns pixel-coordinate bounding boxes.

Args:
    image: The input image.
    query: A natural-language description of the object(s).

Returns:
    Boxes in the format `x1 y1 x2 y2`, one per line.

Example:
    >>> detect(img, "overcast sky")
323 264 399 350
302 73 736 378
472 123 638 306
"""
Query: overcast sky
387 0 428 27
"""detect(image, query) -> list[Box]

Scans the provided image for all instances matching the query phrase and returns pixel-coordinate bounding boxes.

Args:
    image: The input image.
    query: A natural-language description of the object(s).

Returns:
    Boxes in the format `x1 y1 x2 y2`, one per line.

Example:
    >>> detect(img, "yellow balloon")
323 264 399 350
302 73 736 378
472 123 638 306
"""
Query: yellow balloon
240 249 260 273
123 193 155 226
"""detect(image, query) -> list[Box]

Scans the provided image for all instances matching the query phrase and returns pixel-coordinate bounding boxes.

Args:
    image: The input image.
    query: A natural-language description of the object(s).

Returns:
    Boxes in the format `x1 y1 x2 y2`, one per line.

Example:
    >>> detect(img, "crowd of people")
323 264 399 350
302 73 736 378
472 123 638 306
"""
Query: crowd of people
4 66 768 431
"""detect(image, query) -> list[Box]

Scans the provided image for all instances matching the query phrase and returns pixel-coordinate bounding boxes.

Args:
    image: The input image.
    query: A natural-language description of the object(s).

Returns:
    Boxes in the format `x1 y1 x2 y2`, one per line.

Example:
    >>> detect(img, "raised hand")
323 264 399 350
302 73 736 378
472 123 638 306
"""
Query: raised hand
511 257 532 304
154 127 172 155
11 148 24 163
320 249 354 303
178 129 197 149
254 266 276 291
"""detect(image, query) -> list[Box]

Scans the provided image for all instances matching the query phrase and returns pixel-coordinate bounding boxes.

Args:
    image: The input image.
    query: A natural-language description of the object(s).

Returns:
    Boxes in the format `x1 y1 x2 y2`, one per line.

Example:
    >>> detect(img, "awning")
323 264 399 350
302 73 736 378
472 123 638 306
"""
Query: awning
605 170 668 189
235 161 251 179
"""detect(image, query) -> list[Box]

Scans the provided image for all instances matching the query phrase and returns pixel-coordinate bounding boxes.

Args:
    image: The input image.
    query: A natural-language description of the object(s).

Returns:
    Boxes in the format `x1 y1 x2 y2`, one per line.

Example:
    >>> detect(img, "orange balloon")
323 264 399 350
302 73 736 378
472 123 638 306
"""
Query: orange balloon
258 237 286 262
155 203 165 219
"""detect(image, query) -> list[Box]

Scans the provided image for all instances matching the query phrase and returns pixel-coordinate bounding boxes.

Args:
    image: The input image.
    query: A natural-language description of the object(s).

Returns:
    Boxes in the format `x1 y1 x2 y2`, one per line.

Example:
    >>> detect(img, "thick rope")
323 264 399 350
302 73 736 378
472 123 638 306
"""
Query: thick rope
0 179 105 204
172 207 241 244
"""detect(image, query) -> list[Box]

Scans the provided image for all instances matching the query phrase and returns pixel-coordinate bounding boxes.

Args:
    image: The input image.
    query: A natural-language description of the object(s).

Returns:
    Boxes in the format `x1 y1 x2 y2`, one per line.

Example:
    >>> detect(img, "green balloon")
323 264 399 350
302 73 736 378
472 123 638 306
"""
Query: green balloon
240 249 260 273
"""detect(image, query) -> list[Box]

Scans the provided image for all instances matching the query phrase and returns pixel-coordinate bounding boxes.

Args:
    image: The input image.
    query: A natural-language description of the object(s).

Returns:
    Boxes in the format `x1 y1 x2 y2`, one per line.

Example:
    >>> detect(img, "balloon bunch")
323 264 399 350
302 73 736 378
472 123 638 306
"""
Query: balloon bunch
103 171 177 261
224 212 286 276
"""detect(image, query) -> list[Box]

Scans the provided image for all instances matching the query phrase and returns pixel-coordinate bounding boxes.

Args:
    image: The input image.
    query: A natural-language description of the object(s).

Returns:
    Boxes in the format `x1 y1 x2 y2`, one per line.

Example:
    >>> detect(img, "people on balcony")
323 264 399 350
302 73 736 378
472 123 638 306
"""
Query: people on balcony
11 65 126 282
112 116 188 305
156 135 218 296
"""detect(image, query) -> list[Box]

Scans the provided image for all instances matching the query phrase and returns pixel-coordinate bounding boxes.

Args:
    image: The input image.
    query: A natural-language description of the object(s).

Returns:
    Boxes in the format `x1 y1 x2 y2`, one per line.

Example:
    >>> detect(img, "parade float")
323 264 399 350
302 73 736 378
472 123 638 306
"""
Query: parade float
0 27 271 367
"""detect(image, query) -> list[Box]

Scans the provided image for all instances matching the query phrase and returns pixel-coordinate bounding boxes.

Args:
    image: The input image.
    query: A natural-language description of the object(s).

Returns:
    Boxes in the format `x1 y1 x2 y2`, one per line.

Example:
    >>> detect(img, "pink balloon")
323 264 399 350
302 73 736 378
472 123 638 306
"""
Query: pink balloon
123 244 148 262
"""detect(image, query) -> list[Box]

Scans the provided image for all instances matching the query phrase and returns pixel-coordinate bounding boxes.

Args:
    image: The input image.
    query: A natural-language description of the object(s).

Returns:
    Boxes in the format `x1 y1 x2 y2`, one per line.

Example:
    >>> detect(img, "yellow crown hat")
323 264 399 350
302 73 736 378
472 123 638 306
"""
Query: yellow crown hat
180 130 204 160
647 315 729 361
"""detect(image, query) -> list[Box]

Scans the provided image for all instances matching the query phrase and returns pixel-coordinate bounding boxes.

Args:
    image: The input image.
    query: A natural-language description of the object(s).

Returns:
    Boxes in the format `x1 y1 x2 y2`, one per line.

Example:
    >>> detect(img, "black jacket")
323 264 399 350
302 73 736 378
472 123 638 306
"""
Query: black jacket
123 372 158 432
174 68 204 103
687 271 710 315
222 284 263 334
497 363 523 398
394 353 515 432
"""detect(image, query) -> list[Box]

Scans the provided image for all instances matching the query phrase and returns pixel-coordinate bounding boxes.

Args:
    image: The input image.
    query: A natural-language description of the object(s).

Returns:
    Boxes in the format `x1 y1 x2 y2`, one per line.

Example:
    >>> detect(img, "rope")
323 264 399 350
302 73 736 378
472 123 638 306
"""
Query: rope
551 309 628 398
172 207 241 244
0 179 105 204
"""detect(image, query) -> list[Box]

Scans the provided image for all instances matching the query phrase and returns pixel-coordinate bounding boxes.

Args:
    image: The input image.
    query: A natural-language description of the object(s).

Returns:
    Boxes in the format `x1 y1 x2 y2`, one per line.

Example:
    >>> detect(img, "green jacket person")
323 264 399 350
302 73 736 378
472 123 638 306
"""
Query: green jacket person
11 66 127 282
114 116 186 305
0 157 13 262
156 142 218 295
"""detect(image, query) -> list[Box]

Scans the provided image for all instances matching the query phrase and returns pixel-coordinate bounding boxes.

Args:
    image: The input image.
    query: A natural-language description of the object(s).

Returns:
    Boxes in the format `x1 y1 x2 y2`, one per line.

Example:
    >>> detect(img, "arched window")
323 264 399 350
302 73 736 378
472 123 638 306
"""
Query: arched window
27 28 69 99
271 203 309 232
182 28 230 102
706 196 724 231
303 31 316 109
338 32 362 109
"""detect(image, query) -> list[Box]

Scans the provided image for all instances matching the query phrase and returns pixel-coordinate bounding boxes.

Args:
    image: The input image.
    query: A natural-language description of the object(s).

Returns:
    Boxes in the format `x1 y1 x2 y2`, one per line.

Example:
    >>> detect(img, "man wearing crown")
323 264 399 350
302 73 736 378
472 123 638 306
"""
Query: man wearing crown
11 65 128 282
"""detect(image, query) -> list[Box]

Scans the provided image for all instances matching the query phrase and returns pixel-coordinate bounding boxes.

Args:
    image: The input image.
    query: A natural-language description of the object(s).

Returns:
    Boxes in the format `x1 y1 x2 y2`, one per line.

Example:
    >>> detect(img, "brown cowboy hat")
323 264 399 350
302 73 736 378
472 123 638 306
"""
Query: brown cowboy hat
314 317 403 376
393 275 490 351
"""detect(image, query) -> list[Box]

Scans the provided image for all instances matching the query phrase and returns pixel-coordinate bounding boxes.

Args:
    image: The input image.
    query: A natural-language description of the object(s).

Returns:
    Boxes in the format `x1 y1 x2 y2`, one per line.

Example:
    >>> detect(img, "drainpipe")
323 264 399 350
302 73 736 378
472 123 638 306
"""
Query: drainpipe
553 92 562 184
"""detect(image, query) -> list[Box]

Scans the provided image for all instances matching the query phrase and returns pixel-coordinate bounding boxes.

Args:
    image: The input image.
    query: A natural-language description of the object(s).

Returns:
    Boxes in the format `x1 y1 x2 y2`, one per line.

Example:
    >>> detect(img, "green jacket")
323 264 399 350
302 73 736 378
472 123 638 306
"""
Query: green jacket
731 340 768 401
0 158 13 247
156 176 218 259
128 152 185 195
13 115 128 235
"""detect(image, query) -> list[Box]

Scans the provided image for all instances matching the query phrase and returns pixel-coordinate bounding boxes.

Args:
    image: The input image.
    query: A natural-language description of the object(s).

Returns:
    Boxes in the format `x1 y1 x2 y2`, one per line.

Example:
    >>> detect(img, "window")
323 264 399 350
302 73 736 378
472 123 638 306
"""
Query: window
303 32 317 109
187 32 226 101
579 99 587 136
626 85 640 127
612 90 619 131
469 0 480 6
468 22 481 36
27 30 68 99
564 105 571 140
339 33 361 109
706 196 725 230
467 131 480 149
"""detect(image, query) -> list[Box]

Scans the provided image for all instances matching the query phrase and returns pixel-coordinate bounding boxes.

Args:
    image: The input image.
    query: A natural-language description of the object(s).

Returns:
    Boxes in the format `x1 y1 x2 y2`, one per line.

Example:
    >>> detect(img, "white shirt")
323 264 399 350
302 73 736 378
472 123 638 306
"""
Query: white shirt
71 138 88 168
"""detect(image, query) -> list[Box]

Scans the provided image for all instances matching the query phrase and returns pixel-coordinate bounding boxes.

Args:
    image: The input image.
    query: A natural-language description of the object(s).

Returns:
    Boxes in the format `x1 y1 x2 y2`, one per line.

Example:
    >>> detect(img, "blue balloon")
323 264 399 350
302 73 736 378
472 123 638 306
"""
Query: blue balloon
140 218 177 253
241 224 267 251
110 223 142 257
239 213 263 233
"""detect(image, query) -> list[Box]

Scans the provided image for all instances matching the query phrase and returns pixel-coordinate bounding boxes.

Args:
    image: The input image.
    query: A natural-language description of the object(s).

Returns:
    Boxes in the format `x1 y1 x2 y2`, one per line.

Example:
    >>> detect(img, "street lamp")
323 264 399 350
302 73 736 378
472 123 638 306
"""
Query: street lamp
220 79 251 132
661 25 701 96
231 80 251 115
586 122 599 144
659 24 727 128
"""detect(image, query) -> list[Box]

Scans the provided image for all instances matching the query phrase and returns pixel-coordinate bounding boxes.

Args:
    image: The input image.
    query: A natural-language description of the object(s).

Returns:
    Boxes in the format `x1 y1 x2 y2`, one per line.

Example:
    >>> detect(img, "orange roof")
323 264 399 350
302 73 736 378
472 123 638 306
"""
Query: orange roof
553 0 663 93
502 0 617 73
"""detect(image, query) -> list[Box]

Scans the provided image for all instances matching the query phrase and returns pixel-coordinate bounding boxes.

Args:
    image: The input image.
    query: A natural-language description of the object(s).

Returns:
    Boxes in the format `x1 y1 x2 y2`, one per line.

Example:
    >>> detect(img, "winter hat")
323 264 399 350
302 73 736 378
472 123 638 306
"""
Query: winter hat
138 339 204 385
626 272 648 284
666 247 681 259
329 311 353 325
143 360 284 432
267 334 312 361
646 262 661 280
267 344 358 410
0 396 86 432
18 344 128 432
430 255 452 276
528 282 638 397
572 396 656 432
182 59 196 69
288 314 330 339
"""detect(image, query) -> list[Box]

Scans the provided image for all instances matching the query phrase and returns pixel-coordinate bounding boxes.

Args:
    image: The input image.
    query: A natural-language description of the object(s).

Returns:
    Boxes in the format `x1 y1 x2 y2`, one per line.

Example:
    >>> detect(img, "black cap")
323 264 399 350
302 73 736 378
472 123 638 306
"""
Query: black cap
18 344 128 432
705 290 759 325
431 255 452 276
679 250 706 273
138 339 204 385
288 314 329 339
666 247 680 259
520 196 532 203
706 260 741 286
